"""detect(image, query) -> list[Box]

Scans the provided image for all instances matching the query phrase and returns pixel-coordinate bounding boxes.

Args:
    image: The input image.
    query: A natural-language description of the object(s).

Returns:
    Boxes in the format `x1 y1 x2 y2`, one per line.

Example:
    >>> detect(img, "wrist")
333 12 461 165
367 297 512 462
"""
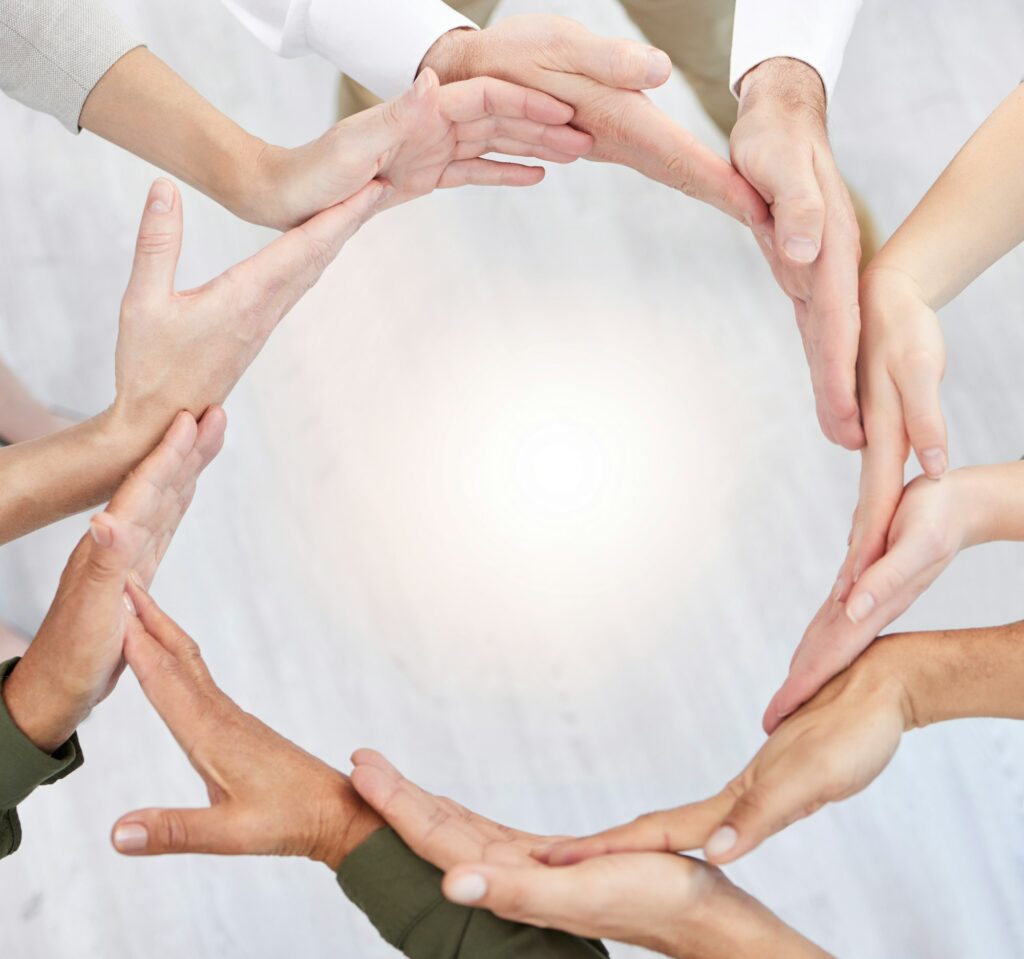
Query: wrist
737 57 826 128
307 773 386 872
420 27 481 84
2 657 82 754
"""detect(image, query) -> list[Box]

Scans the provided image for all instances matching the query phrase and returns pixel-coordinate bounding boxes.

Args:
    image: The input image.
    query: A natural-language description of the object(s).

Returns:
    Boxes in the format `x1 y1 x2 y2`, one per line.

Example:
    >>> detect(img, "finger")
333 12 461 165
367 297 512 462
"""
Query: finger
438 160 546 189
765 147 826 266
127 583 207 669
124 179 183 307
455 117 593 157
454 138 581 164
193 405 228 470
843 439 907 600
439 74 578 125
539 794 732 867
844 528 939 628
672 136 770 226
896 355 948 478
226 180 388 319
562 32 672 91
112 806 234 856
349 763 482 869
704 766 823 864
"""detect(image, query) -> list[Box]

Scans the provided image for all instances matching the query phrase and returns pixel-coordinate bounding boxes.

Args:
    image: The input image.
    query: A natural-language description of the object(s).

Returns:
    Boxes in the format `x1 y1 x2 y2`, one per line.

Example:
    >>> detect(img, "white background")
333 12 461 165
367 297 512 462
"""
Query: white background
2 1 1024 956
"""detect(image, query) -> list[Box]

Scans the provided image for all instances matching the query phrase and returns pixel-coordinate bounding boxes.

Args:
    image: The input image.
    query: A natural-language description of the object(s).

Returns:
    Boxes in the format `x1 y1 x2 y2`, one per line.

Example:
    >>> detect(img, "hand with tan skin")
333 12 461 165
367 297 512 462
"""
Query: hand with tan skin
542 619 1024 870
0 175 381 545
731 58 864 450
764 459 1024 731
81 48 592 232
350 751 830 959
110 587 382 864
421 15 769 226
1 408 225 754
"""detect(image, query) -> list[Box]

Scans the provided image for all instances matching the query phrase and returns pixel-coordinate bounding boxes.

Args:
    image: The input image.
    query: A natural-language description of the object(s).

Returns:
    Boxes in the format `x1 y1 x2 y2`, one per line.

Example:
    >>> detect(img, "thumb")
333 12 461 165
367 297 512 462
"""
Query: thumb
125 179 183 305
762 148 826 265
443 862 570 924
82 511 136 584
111 806 233 856
844 534 926 628
566 31 672 90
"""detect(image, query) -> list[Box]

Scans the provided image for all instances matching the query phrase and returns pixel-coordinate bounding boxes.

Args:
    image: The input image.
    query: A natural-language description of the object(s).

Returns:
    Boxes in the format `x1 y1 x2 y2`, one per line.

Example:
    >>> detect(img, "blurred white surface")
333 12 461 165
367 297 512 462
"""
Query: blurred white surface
1 1 1024 956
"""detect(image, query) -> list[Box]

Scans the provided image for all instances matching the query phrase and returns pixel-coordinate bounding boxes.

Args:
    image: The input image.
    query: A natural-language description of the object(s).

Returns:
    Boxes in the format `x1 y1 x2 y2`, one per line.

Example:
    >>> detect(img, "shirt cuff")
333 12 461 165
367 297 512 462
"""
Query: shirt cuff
306 0 476 100
0 658 84 810
729 0 862 106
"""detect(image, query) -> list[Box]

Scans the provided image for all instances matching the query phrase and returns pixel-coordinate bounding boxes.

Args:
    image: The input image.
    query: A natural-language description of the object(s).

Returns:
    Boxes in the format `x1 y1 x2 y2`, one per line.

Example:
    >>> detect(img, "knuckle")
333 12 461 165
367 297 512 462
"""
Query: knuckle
160 811 188 852
136 229 178 257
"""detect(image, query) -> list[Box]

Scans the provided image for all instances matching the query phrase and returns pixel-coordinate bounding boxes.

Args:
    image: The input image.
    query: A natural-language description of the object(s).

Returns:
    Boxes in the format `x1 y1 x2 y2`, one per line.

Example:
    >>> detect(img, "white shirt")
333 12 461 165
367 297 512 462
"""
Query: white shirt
219 0 474 100
222 0 861 106
730 0 862 104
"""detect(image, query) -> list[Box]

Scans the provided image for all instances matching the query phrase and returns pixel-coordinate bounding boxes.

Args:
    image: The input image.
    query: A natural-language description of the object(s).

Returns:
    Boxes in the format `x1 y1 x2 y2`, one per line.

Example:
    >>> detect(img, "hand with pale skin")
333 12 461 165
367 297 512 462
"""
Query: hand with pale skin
732 57 864 449
350 751 831 959
835 267 949 610
1 408 225 754
0 175 382 544
110 587 383 865
81 48 590 232
246 68 592 228
763 459 1024 731
421 15 769 226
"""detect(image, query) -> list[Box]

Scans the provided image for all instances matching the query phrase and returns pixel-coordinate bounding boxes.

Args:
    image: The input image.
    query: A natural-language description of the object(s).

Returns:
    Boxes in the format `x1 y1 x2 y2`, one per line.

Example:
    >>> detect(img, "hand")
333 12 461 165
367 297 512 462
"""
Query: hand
764 466 980 730
541 636 912 870
838 266 949 600
1 408 225 753
732 58 863 449
351 751 829 959
422 15 768 225
111 175 386 447
111 586 382 866
246 68 594 230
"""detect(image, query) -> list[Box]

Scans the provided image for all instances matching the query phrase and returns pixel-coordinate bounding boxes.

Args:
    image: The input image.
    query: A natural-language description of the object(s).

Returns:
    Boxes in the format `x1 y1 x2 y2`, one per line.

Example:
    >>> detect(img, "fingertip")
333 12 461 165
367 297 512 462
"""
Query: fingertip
703 825 738 863
444 868 489 906
918 447 948 478
112 819 150 854
89 513 115 548
644 48 672 88
146 178 177 216
845 589 876 625
781 235 821 265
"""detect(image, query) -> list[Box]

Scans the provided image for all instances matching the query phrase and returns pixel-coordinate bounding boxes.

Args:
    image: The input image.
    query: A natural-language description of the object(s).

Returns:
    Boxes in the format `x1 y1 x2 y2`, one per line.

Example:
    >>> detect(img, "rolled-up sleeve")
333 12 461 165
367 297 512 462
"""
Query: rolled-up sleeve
0 658 84 859
220 0 475 100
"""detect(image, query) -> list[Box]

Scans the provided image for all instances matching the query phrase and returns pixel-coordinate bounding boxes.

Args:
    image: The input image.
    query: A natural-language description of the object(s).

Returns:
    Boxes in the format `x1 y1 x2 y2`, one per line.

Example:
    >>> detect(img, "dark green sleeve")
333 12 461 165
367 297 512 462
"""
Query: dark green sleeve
0 658 84 860
337 828 609 958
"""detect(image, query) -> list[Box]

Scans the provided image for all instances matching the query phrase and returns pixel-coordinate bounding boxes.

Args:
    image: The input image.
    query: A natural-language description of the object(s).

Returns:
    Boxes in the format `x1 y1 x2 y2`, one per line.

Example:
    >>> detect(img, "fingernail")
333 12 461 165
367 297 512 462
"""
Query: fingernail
758 230 773 252
123 592 137 616
89 520 113 548
920 448 947 477
783 235 819 263
113 823 148 852
846 592 876 624
148 179 174 214
831 576 845 602
645 50 671 86
414 69 433 98
705 826 738 859
448 873 488 905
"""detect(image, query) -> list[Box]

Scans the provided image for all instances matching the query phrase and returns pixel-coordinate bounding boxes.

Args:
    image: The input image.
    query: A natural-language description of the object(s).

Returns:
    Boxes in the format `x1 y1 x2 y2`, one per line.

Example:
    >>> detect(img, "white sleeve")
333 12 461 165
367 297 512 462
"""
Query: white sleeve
729 0 862 105
220 0 475 100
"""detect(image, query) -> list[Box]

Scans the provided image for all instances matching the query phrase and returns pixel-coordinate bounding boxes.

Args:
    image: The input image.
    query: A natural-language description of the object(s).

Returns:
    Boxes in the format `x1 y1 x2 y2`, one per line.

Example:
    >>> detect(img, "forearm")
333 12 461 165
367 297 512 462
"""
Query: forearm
962 460 1024 545
79 48 264 223
0 409 146 544
893 622 1024 728
869 85 1024 309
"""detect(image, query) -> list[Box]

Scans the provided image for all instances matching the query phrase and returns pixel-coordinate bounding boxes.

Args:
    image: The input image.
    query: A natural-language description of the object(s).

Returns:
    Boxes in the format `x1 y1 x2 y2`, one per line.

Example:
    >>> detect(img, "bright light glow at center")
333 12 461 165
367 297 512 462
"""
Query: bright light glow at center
515 424 607 514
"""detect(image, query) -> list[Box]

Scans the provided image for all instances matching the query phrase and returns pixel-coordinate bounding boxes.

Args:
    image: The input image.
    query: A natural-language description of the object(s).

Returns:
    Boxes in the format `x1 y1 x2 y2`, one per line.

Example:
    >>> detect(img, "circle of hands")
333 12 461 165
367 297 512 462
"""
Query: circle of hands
5 12 971 959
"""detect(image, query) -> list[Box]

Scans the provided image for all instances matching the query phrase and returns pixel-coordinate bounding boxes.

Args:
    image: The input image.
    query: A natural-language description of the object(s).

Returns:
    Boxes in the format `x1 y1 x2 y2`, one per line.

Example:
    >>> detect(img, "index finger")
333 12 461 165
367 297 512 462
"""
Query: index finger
540 793 732 867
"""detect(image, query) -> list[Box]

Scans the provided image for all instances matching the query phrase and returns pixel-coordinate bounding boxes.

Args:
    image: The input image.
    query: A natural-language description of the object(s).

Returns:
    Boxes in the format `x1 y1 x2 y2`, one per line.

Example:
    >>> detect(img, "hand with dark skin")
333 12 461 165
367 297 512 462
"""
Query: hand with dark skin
420 15 769 226
2 409 225 753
